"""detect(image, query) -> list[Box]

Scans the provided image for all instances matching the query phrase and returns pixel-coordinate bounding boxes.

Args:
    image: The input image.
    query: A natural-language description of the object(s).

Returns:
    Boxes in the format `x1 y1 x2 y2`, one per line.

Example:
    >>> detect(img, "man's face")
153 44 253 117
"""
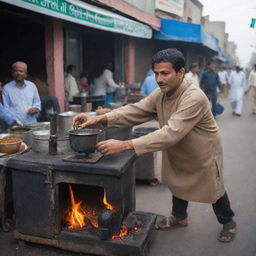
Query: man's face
208 63 215 71
12 64 27 82
192 66 199 74
71 68 77 77
153 62 184 94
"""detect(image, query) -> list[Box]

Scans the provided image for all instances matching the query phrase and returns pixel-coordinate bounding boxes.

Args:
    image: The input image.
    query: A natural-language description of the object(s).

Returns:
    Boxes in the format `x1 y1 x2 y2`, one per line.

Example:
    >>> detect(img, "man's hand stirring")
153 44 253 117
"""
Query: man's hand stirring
72 113 107 129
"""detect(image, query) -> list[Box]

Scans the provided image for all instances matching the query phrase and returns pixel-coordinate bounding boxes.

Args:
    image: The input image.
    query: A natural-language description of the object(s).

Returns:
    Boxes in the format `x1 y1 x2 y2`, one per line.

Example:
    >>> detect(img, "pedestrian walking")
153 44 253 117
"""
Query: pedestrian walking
2 61 41 125
248 64 256 114
218 66 229 98
185 62 200 87
73 48 236 243
228 66 247 116
200 61 221 117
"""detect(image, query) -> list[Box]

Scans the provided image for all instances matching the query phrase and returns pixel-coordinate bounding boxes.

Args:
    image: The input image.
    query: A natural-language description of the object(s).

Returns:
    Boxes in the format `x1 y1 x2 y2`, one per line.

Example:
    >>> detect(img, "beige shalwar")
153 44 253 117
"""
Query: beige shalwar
106 80 225 203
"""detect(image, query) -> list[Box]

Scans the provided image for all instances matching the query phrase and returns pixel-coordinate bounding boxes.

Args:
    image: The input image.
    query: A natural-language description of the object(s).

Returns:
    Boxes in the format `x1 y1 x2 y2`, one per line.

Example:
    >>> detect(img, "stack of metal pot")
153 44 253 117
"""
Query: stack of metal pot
31 111 79 154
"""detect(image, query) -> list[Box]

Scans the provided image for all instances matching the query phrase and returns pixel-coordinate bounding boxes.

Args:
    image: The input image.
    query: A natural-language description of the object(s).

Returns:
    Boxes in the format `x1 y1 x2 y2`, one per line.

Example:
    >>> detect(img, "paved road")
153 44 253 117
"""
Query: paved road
1 94 256 256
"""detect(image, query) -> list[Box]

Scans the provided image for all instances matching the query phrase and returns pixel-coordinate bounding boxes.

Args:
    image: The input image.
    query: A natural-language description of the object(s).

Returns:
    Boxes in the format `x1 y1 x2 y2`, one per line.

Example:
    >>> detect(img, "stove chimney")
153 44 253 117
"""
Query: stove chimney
48 113 58 155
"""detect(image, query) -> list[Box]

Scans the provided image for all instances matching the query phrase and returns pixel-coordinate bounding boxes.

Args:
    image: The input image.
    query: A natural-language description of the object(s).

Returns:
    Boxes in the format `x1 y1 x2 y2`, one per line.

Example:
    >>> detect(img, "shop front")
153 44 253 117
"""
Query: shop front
1 0 153 111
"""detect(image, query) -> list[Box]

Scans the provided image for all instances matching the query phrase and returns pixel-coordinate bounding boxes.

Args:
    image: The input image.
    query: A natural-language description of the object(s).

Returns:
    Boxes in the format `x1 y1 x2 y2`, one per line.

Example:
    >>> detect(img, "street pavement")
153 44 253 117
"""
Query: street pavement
1 93 256 256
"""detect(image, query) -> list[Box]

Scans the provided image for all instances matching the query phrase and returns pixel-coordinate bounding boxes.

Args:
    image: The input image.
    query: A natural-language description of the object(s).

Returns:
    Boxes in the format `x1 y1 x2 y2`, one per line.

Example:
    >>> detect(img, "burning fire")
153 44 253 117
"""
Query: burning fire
65 185 114 230
67 184 86 229
65 185 141 239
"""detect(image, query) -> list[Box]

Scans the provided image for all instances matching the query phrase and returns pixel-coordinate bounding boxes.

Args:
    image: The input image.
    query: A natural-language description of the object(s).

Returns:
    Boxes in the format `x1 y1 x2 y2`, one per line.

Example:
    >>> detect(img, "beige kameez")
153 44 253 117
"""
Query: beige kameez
106 80 225 203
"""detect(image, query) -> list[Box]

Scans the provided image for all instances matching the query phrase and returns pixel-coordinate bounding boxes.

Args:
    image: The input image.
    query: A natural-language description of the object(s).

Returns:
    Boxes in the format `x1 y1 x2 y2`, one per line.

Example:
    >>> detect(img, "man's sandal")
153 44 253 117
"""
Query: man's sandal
218 220 236 243
155 215 188 231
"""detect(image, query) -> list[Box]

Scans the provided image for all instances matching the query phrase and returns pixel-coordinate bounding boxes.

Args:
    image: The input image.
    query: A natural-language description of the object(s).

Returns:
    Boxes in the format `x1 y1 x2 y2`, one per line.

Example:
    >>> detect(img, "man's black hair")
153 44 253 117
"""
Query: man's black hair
67 64 76 73
151 48 185 73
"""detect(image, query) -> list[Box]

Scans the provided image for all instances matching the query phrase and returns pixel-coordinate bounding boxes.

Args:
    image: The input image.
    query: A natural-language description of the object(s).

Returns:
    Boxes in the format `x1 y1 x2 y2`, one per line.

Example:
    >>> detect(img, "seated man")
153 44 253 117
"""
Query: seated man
2 61 41 125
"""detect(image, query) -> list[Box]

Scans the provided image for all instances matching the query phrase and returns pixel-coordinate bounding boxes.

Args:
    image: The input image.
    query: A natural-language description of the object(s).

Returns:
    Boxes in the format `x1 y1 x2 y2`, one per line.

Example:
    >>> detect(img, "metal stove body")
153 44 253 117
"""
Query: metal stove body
7 151 156 256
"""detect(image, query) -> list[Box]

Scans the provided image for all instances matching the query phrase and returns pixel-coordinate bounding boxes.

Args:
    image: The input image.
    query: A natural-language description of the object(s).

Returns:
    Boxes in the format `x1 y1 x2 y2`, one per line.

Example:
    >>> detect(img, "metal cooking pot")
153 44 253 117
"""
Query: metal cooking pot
69 128 102 154
9 126 32 146
26 122 50 131
57 111 79 138
32 130 71 154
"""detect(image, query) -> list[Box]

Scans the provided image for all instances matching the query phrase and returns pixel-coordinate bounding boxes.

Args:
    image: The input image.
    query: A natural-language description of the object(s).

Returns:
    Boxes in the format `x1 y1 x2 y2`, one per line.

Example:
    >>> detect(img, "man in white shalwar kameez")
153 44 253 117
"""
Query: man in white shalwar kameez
228 66 247 116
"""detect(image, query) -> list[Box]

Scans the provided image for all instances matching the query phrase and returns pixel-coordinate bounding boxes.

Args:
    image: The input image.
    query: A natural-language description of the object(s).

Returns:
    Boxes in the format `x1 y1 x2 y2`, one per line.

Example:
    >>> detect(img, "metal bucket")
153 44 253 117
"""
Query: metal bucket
32 130 71 154
132 127 159 182
57 111 79 138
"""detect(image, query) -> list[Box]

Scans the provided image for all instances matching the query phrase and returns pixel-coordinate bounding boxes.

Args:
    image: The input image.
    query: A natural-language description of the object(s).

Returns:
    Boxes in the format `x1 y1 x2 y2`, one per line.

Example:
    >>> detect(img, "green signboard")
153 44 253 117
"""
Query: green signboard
1 0 152 38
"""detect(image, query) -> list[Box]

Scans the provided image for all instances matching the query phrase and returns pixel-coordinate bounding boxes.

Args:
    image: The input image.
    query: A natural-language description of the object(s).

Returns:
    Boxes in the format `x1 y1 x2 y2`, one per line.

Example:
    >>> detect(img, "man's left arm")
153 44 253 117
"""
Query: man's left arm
27 84 41 115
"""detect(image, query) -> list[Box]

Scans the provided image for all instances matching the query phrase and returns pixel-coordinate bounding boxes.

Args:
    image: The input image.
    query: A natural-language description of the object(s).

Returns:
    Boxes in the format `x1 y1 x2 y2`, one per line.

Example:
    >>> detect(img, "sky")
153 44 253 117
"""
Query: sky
200 0 256 67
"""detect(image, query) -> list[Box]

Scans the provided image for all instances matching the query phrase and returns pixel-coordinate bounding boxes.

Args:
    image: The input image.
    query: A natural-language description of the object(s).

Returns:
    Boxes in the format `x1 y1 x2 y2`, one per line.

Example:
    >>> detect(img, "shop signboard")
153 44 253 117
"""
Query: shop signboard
0 0 152 39
155 0 184 17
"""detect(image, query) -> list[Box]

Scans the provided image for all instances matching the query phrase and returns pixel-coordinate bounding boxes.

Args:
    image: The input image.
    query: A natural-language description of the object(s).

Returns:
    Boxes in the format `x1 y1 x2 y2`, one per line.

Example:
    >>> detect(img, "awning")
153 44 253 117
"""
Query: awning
0 0 152 39
154 18 219 53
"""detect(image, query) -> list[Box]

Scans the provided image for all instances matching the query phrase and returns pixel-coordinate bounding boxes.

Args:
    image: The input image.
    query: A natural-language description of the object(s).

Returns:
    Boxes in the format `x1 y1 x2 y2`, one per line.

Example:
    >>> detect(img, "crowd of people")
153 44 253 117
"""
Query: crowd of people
141 61 256 118
1 58 256 132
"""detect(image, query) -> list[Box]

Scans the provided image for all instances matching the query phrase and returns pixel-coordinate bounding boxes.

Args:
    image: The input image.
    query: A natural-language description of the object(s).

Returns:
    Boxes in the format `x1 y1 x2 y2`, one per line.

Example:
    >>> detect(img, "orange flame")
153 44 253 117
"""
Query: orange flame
112 225 128 240
103 190 113 210
65 185 114 230
111 225 141 240
67 184 86 229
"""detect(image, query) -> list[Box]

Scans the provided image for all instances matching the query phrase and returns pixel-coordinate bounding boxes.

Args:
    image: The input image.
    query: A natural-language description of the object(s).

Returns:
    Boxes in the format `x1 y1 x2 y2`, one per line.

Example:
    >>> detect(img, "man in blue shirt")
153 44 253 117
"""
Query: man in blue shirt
2 62 41 125
200 62 221 117
140 71 159 96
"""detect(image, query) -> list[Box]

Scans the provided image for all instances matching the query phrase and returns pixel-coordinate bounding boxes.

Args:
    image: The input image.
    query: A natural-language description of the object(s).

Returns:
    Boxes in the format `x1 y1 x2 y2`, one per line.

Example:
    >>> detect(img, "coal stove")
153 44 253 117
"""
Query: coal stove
7 151 156 256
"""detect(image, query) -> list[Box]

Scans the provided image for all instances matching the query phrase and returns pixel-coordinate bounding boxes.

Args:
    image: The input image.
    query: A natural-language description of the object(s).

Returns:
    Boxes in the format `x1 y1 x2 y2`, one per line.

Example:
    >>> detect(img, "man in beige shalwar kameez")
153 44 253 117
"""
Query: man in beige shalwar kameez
73 48 236 243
